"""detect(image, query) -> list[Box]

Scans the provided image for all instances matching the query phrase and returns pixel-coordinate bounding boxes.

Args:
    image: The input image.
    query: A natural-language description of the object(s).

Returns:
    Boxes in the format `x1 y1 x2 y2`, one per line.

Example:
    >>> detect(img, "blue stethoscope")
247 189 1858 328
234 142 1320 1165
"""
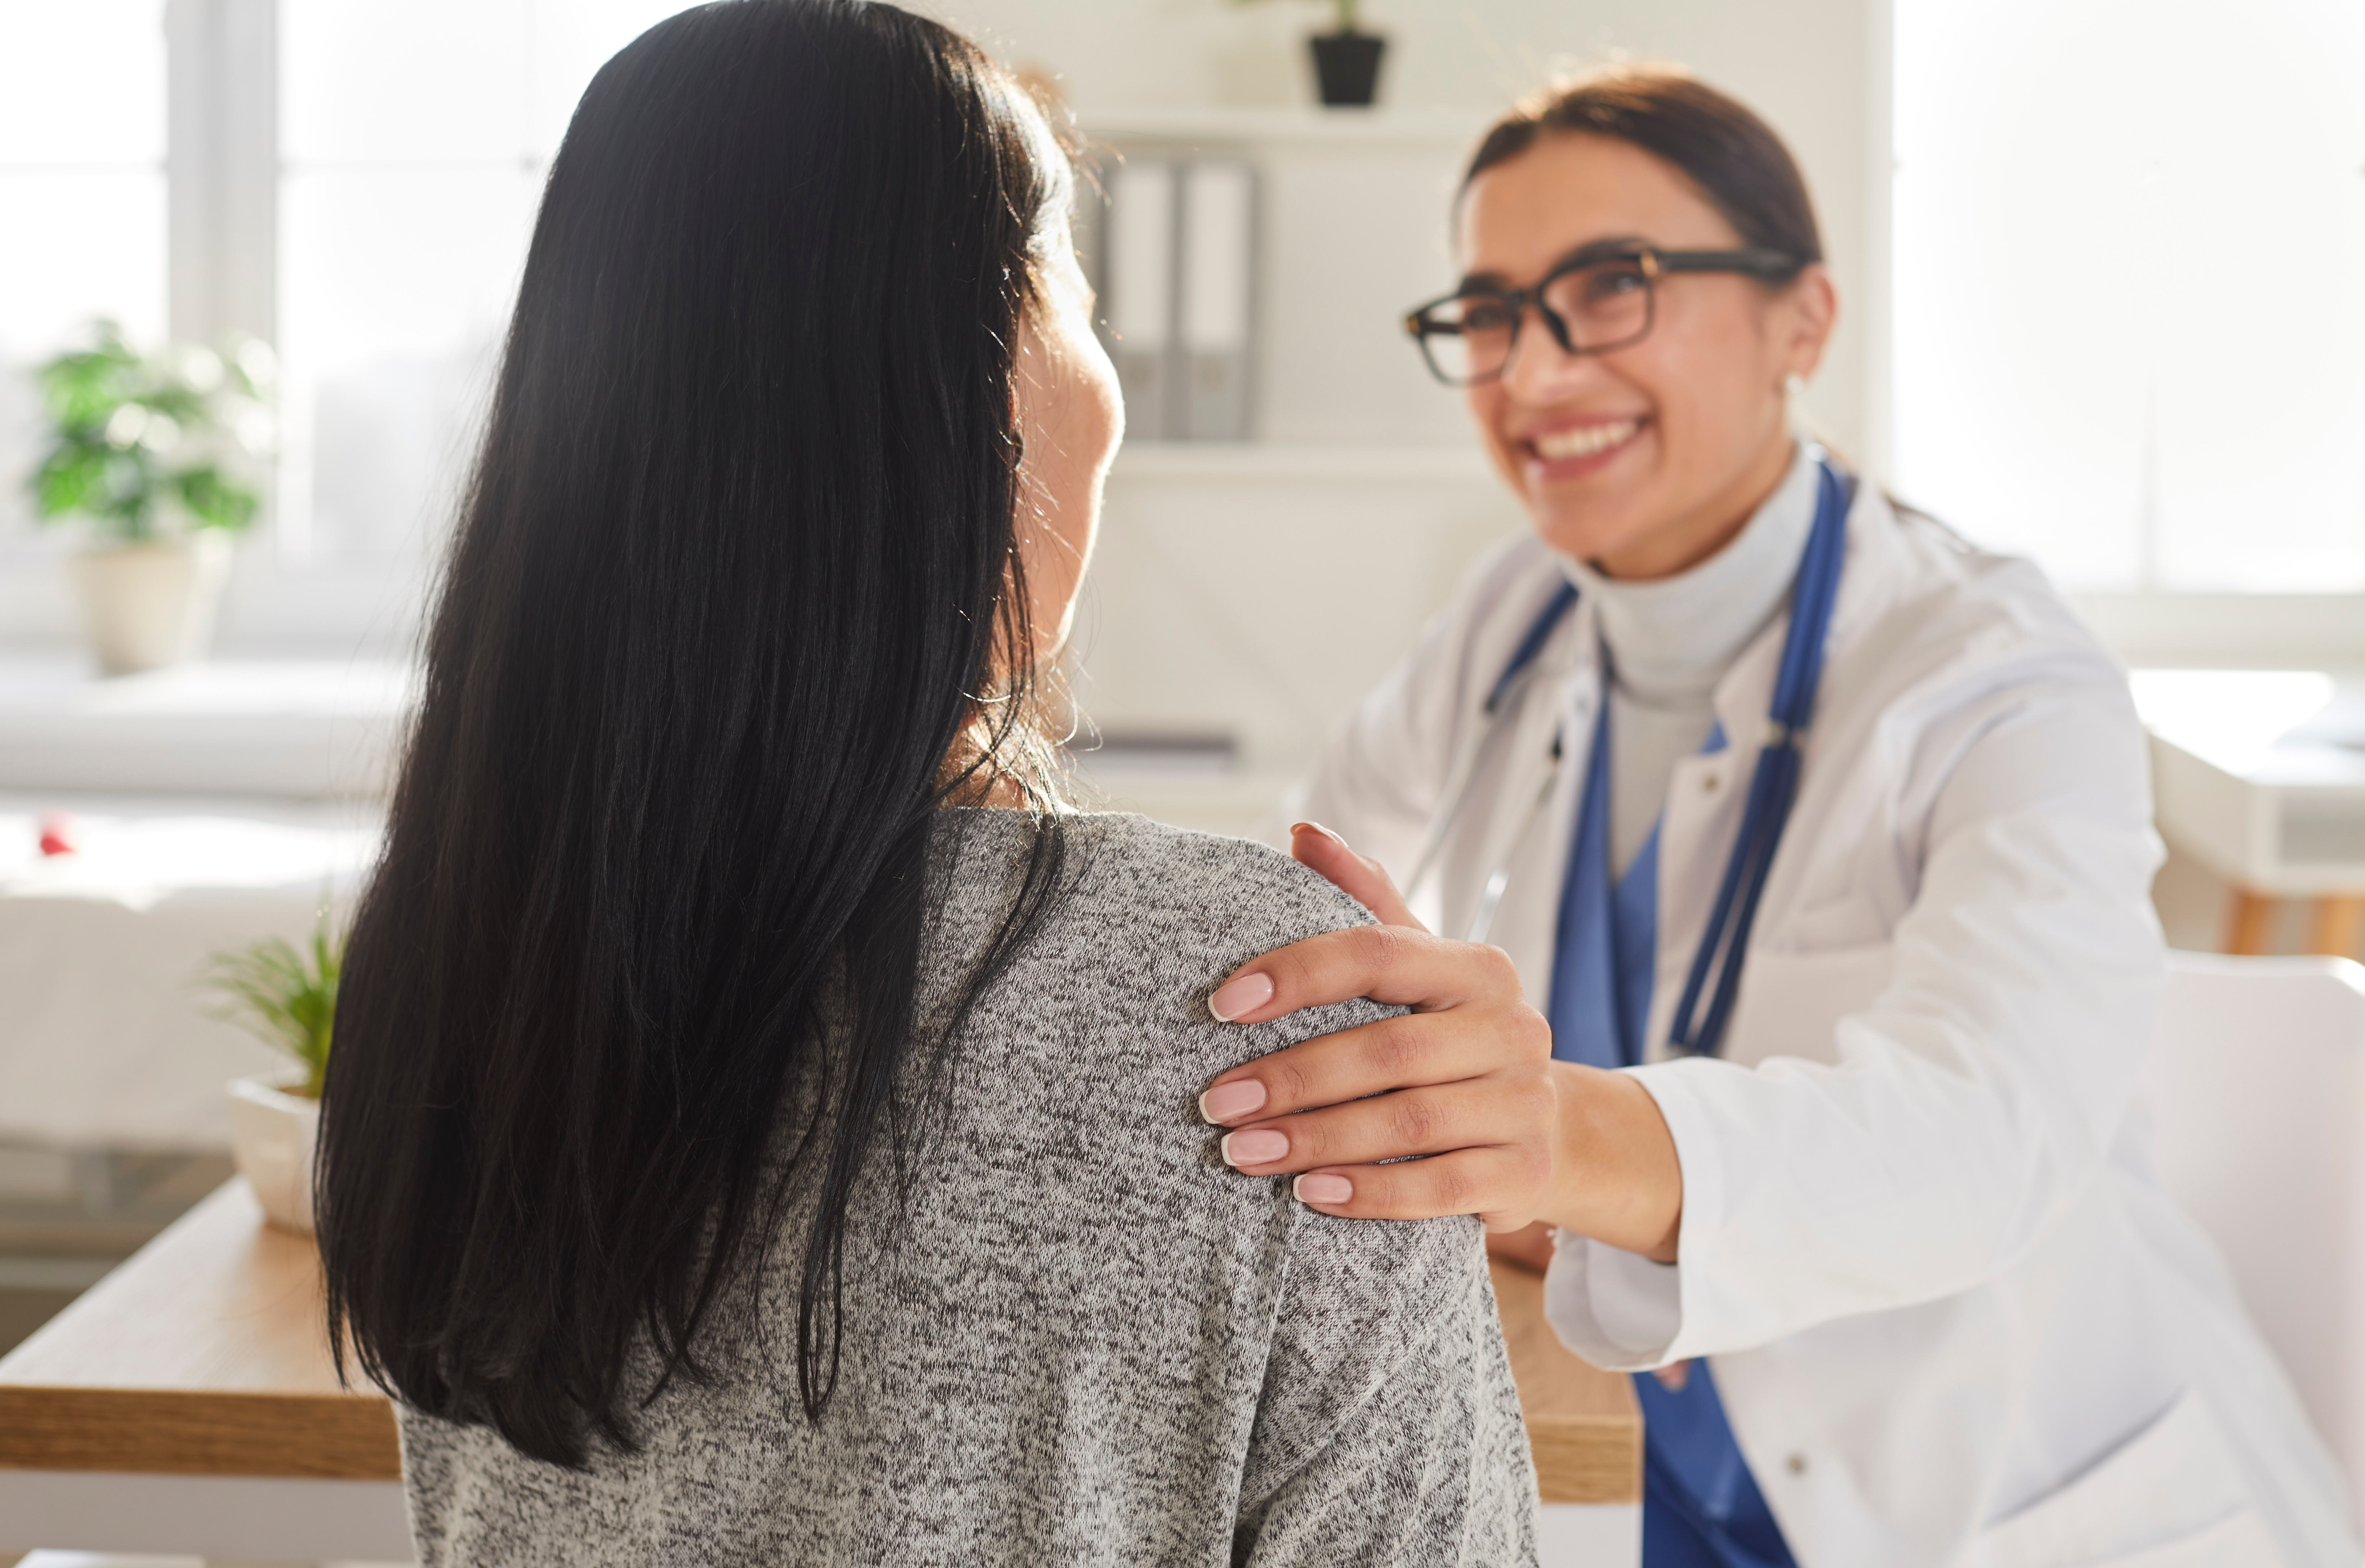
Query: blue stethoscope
1407 454 1855 1058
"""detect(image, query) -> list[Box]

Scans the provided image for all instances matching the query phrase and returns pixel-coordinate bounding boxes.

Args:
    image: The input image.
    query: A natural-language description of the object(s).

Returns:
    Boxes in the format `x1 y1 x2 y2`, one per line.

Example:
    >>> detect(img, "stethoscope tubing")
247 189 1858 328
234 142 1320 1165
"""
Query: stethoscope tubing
1409 452 1855 1058
1665 459 1852 1054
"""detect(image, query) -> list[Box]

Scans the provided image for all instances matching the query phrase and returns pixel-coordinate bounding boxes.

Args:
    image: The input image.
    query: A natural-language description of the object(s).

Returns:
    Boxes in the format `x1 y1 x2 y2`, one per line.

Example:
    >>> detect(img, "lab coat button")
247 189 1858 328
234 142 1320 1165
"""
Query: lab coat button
1785 1454 1808 1475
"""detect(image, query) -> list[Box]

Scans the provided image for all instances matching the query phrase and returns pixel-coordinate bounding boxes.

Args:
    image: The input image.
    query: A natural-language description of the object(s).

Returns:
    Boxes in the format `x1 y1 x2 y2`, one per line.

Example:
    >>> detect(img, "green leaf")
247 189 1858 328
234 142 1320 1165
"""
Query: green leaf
199 916 343 1099
30 444 110 519
143 384 207 422
38 353 130 435
26 317 277 544
173 464 260 531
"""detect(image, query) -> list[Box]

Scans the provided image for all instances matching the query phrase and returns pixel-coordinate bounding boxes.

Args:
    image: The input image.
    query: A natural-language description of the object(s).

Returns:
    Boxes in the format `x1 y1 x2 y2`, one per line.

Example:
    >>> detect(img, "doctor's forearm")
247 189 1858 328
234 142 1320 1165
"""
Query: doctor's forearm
1544 1062 1684 1264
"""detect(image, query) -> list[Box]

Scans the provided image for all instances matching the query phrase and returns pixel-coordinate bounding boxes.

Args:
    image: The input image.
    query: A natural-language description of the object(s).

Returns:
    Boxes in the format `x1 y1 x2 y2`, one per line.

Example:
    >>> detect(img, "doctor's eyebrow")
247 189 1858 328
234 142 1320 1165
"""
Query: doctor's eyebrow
1455 234 1655 294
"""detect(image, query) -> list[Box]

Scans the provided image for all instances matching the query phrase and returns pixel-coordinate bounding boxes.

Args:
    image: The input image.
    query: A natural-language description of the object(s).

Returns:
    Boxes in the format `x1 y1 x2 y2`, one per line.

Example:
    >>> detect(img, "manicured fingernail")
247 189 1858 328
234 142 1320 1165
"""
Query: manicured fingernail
1221 1129 1290 1167
1295 821 1349 847
1199 1080 1268 1124
1207 971 1275 1022
1295 1174 1353 1205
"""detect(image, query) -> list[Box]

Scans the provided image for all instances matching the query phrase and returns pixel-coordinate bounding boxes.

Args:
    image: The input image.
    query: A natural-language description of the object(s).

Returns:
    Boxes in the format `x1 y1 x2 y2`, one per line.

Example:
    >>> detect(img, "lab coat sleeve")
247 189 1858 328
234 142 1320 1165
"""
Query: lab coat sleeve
1546 659 2168 1368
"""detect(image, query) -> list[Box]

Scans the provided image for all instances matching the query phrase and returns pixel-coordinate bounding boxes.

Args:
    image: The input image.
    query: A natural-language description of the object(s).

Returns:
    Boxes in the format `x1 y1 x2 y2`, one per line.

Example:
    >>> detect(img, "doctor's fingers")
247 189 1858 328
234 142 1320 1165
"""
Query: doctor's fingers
1288 1146 1551 1232
1200 1004 1550 1127
1286 822 1426 932
1214 1070 1556 1187
1207 924 1527 1027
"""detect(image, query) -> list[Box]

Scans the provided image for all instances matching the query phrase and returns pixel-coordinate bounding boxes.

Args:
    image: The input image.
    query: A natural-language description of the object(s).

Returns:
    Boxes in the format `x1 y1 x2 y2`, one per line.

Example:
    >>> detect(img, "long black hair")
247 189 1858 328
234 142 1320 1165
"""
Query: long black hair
317 0 1073 1469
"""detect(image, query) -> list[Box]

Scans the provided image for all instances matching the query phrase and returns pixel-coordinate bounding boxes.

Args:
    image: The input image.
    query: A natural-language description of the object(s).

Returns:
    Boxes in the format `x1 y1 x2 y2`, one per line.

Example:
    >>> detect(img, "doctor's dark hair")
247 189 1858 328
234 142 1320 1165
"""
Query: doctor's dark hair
1464 65 1823 277
316 0 1074 1469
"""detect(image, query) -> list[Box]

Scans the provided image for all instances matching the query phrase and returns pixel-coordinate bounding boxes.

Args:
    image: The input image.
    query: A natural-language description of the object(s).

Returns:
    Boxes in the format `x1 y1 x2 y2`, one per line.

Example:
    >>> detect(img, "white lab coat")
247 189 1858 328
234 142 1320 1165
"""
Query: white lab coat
1296 485 2357 1567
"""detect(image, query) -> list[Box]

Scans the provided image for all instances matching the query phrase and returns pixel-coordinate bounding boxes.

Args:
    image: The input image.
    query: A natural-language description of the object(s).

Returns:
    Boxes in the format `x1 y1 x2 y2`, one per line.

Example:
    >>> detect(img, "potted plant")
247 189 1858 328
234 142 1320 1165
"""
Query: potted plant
1230 0 1387 108
28 319 276 676
202 915 340 1234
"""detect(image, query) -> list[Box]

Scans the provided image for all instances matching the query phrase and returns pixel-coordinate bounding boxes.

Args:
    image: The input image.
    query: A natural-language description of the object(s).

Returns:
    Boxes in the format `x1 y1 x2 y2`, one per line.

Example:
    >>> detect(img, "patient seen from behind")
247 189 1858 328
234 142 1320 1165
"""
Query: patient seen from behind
313 3 1538 1563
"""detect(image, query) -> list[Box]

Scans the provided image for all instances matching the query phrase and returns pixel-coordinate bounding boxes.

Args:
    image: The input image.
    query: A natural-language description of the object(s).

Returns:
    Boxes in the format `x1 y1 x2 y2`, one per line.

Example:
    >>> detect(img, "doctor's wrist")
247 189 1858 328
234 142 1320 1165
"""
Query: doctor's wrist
1544 1062 1684 1264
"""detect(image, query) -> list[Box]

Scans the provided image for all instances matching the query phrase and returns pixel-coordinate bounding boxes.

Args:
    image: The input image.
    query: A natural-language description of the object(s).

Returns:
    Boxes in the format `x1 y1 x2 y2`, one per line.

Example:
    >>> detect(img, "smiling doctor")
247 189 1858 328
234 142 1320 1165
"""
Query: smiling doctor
1188 66 2355 1568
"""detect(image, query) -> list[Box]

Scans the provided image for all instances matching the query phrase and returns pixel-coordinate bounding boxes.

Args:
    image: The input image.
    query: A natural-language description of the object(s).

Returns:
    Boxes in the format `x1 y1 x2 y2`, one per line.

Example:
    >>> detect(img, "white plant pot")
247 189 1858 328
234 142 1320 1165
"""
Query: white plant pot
227 1069 321 1234
68 531 233 676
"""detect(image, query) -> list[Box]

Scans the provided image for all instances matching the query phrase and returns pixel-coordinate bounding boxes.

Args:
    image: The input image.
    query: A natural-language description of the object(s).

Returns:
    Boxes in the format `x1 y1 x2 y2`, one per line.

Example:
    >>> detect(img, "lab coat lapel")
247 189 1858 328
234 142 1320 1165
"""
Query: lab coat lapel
1461 595 1601 1016
1644 483 1912 1060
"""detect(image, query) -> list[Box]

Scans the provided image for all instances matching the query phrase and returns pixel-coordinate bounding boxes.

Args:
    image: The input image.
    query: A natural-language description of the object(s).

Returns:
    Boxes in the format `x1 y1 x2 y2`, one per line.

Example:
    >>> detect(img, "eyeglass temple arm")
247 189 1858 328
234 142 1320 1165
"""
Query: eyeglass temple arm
1653 246 1802 279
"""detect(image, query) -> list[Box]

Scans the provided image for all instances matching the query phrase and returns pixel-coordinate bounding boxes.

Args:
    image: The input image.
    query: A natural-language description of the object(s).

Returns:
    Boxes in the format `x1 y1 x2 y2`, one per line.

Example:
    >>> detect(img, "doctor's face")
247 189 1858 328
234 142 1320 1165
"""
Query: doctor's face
1457 133 1834 580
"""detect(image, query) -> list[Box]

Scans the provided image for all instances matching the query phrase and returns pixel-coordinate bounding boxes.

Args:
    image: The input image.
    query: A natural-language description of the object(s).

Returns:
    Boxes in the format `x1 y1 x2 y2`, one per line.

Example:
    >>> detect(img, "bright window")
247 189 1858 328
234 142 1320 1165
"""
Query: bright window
275 0 686 562
0 0 169 542
1892 0 2365 593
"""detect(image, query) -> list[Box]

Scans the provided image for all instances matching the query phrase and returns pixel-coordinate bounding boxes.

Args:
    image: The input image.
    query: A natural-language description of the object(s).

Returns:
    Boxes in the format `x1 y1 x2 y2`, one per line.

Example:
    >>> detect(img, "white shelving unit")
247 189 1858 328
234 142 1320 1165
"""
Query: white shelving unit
1111 441 1488 482
1077 106 1489 152
1069 107 1520 791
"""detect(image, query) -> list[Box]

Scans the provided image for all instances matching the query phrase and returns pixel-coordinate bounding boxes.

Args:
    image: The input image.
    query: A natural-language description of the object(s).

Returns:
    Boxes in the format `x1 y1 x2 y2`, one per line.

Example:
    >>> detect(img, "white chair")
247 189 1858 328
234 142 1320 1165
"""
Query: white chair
2141 951 2365 1527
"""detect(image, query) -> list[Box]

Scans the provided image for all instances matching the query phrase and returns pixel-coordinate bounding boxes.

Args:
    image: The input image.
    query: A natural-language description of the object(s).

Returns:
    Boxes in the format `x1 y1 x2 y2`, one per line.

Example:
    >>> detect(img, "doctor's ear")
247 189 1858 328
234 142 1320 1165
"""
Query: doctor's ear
1776 262 1838 387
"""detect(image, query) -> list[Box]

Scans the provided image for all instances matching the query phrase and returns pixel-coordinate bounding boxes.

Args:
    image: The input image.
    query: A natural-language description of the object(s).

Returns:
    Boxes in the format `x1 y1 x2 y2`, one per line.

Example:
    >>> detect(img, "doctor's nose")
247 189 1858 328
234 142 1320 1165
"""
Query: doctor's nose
1500 308 1612 407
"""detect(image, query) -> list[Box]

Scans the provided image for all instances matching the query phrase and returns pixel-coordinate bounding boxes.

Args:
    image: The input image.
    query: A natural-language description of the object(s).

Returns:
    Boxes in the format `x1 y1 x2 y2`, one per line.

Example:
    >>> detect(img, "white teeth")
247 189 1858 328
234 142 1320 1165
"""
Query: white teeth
1533 420 1639 461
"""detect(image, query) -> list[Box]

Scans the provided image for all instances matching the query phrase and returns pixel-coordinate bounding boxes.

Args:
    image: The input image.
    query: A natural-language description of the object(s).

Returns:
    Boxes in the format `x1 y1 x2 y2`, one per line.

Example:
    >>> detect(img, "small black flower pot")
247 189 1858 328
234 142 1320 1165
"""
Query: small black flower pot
1309 31 1386 108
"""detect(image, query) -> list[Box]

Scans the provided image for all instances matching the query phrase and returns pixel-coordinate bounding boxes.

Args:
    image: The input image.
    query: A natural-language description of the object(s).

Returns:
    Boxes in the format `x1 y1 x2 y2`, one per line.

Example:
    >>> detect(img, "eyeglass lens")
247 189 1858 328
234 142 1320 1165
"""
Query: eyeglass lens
1420 258 1654 385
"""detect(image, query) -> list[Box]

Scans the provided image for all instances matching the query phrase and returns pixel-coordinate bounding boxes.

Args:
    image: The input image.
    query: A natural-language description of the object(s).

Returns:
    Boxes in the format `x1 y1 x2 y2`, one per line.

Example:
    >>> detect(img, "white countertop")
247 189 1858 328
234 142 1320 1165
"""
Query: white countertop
2130 670 2365 787
2131 669 2365 891
0 791 383 1149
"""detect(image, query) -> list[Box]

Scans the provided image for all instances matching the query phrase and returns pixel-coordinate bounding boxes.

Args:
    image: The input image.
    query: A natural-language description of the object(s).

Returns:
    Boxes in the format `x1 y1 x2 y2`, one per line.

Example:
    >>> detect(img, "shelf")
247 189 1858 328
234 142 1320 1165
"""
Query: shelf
1108 441 1492 482
1073 106 1489 152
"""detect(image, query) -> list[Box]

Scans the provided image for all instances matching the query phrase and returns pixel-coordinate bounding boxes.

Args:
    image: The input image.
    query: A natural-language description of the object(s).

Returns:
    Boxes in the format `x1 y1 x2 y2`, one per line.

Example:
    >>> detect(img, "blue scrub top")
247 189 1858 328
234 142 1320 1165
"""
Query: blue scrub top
1547 701 1799 1568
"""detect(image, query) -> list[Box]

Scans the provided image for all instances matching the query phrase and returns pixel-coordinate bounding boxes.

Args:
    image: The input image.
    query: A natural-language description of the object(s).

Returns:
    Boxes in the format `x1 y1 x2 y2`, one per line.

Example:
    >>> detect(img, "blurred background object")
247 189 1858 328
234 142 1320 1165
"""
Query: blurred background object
1227 0 1388 107
202 911 340 1233
30 321 272 673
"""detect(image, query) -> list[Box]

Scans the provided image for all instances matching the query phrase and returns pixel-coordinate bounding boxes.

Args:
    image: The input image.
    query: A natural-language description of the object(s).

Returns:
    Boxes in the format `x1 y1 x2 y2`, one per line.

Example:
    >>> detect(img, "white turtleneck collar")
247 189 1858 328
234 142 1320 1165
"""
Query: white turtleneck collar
1563 442 1820 709
1560 442 1822 877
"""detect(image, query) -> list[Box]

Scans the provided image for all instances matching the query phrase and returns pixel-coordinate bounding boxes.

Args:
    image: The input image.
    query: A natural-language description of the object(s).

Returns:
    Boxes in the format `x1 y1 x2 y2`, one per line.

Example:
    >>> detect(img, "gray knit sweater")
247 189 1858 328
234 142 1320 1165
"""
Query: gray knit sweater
397 810 1540 1566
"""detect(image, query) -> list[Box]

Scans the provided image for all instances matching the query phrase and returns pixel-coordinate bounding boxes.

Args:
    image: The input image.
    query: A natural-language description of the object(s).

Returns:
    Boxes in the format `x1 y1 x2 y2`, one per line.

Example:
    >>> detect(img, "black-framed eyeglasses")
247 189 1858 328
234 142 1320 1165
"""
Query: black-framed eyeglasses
1402 244 1800 387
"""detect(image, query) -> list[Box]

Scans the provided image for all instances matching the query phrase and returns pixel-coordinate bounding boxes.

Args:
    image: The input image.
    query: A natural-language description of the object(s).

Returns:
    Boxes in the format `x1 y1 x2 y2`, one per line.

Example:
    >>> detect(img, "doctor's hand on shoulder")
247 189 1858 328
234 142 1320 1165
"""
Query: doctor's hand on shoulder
1199 820 1682 1268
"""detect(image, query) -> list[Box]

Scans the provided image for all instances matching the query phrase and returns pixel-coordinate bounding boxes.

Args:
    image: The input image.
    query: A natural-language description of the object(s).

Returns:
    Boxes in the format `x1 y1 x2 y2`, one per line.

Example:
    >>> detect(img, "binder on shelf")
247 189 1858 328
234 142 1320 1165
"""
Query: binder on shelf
1181 162 1255 441
1096 153 1259 442
1106 159 1176 441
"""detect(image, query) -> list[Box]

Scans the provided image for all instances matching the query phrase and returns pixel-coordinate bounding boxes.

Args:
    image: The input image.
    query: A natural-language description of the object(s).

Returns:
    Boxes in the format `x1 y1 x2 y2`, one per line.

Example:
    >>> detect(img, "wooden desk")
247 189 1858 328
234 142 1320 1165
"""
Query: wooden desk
1489 1257 1644 1507
0 1179 393 1481
0 1179 412 1563
0 1179 1640 1559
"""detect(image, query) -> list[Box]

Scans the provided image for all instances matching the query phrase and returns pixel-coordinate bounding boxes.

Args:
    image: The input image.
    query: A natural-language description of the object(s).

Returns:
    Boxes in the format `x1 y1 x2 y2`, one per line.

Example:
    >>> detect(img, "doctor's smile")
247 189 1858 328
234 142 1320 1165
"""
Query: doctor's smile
1522 415 1649 480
